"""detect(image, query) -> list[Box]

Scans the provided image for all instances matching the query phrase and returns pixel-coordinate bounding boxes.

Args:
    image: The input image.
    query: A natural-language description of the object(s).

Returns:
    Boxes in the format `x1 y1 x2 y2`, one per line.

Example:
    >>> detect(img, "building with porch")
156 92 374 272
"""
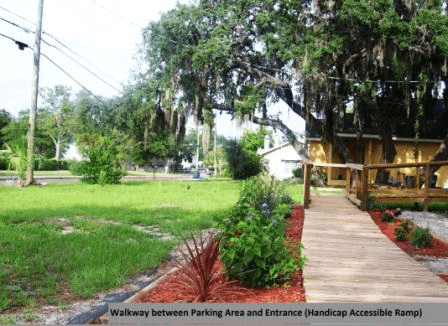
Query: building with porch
306 100 448 187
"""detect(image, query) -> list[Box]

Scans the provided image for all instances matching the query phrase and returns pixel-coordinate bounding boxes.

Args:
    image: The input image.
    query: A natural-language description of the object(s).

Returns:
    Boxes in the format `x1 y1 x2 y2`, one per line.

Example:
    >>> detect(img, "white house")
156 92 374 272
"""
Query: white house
257 136 303 180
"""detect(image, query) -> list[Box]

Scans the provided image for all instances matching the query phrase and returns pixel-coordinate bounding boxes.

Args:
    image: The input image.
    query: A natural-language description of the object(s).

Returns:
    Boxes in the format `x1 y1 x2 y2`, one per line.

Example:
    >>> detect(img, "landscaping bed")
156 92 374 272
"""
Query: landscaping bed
136 205 306 303
369 209 448 283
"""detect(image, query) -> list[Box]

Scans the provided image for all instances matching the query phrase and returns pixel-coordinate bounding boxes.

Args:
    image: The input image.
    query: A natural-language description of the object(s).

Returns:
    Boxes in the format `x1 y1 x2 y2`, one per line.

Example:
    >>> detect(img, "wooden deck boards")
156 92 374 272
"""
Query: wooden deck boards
302 194 448 303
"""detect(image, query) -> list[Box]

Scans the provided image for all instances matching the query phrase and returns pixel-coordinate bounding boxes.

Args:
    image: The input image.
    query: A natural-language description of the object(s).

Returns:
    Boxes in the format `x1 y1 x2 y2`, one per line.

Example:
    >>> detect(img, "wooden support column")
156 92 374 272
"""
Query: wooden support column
361 166 369 211
328 142 333 182
345 167 350 194
423 163 430 211
304 162 313 209
416 166 421 190
368 139 374 183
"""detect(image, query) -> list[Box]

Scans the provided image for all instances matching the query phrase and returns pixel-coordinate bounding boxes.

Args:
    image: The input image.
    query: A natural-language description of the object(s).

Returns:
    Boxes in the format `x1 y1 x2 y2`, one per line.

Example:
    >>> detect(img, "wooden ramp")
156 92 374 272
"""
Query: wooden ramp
302 194 448 303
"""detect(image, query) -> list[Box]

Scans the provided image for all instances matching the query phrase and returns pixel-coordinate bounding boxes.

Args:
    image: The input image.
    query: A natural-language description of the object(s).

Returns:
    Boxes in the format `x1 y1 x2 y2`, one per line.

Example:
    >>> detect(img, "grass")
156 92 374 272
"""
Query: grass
0 179 244 313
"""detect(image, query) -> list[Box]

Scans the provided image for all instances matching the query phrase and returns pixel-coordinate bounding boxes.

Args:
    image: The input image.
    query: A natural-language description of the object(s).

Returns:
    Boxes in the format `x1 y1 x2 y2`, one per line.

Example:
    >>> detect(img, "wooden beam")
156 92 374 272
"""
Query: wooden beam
346 163 364 171
368 161 448 169
310 162 348 168
304 162 313 209
361 166 369 211
424 163 430 211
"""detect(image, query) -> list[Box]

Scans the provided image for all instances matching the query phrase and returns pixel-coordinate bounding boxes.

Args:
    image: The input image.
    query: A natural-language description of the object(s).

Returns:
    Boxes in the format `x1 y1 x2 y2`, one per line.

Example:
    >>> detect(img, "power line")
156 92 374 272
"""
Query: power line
0 16 33 33
42 32 126 83
0 32 17 43
40 53 109 105
1 9 129 76
1 13 123 93
41 38 123 93
87 0 142 28
0 5 34 26
0 33 108 105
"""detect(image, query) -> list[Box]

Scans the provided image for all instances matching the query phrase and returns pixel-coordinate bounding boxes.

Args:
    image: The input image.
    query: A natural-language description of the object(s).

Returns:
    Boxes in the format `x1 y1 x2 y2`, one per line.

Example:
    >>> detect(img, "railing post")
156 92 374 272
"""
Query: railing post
345 167 350 194
304 162 313 209
423 162 430 211
361 165 369 211
416 165 421 190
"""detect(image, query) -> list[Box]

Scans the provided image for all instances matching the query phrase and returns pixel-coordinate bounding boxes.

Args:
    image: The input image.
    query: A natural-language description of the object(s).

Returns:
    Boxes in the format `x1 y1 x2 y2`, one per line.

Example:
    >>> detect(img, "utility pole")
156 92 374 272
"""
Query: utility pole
26 0 44 186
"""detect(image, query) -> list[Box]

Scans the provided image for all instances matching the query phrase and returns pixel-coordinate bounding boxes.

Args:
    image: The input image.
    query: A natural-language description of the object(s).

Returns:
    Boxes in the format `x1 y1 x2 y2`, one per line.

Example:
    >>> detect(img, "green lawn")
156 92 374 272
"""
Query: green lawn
0 180 238 311
0 179 304 314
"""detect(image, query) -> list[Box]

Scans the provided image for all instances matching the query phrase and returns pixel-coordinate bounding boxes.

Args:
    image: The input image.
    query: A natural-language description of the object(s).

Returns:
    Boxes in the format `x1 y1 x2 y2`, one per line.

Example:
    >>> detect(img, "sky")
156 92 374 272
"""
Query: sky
0 0 305 140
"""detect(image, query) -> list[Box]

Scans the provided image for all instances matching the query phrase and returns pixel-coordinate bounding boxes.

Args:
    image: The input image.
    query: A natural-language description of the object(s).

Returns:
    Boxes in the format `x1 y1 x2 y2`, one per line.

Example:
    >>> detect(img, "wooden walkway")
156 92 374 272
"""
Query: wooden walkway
302 194 448 303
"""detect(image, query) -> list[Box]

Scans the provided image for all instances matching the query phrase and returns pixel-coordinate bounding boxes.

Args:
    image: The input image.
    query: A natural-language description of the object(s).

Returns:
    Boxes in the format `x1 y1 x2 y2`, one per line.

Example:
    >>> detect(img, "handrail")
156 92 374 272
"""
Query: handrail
367 161 448 169
303 160 448 212
310 162 348 168
346 163 364 171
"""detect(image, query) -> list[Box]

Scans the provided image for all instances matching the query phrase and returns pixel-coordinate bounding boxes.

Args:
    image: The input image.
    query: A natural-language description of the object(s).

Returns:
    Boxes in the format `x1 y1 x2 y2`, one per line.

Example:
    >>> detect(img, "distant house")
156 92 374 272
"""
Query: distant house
257 136 303 180
307 100 448 187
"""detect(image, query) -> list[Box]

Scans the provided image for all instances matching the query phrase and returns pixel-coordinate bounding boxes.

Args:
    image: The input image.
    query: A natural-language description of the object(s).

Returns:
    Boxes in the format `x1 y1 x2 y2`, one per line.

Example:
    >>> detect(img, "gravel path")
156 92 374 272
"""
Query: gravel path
399 210 448 275
399 211 448 242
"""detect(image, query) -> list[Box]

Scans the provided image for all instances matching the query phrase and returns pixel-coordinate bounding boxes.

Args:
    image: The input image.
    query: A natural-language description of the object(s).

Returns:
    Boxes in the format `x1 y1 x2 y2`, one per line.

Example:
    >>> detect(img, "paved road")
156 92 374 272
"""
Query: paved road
0 174 195 185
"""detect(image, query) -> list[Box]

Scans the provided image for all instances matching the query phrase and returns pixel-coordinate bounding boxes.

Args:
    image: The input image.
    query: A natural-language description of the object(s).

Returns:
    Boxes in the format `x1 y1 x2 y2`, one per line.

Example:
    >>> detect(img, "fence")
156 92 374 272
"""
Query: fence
303 160 448 211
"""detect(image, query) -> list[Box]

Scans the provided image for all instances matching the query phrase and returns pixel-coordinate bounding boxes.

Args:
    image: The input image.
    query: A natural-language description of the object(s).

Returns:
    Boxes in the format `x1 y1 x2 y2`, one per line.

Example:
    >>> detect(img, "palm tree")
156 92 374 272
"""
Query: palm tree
0 138 29 186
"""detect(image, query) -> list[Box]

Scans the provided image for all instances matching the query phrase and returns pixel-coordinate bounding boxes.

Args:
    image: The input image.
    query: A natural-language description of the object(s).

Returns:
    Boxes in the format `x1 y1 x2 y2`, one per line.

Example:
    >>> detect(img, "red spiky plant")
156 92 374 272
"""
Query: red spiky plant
173 231 249 302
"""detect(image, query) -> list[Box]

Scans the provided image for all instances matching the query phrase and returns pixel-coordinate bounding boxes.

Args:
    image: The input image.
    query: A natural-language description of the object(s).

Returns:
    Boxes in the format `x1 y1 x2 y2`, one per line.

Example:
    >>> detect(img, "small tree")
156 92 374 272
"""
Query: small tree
202 147 228 176
0 136 42 186
74 134 125 185
224 139 264 180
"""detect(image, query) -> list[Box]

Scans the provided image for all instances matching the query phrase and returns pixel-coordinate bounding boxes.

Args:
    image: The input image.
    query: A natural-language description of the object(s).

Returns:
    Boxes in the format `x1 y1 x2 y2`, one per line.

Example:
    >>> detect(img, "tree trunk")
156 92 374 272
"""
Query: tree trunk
275 84 355 163
430 134 448 174
55 136 62 161
359 91 397 184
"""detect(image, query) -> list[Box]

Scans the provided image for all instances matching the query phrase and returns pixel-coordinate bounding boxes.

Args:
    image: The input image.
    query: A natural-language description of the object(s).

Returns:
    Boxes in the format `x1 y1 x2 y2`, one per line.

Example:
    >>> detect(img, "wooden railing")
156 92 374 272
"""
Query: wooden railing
303 160 448 211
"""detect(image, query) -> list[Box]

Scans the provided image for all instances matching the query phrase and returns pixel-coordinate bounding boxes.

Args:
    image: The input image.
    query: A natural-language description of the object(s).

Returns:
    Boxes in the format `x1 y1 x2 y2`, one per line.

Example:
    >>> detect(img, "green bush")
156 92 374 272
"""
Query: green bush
395 227 406 242
410 226 433 248
69 160 83 176
224 139 265 180
74 134 125 185
381 211 394 222
216 174 306 288
292 167 303 178
395 221 411 242
35 158 70 171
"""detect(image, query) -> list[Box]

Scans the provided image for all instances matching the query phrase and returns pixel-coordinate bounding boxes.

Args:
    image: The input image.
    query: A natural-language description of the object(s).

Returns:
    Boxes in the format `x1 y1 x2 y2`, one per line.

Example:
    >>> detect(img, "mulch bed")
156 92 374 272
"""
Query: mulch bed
137 206 306 303
369 209 448 283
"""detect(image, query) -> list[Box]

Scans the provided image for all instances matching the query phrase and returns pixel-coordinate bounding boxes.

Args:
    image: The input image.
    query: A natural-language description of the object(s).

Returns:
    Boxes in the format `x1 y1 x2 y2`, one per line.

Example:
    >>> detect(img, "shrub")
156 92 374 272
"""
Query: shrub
395 220 412 242
69 160 83 176
292 167 303 178
35 158 70 171
310 167 327 186
410 226 433 248
173 232 222 302
381 211 394 222
216 174 306 288
224 139 265 180
74 134 125 185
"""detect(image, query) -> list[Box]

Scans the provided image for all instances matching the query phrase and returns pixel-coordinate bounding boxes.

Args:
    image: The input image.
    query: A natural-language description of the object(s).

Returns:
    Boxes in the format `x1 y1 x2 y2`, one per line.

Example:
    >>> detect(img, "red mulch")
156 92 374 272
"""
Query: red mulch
369 210 448 283
138 206 306 303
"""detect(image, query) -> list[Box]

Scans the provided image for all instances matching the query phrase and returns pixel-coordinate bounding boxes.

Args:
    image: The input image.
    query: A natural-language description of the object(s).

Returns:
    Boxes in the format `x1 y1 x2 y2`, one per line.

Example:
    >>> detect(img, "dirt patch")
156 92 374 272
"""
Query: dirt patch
135 206 306 304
